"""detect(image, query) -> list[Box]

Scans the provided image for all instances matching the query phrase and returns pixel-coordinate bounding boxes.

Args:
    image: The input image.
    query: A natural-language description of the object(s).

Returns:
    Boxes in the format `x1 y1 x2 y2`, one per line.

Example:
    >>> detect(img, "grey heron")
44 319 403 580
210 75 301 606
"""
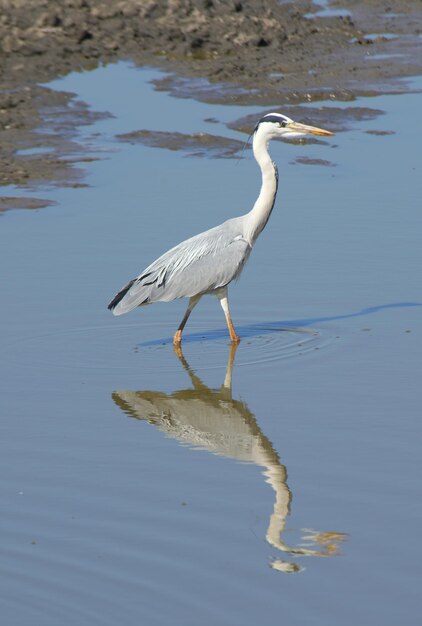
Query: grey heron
108 113 334 345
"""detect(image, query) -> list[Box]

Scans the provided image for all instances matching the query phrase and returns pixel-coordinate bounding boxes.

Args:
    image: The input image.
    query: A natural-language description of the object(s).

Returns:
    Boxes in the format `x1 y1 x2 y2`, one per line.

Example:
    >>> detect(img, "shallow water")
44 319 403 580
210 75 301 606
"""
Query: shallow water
305 7 352 19
1 63 421 625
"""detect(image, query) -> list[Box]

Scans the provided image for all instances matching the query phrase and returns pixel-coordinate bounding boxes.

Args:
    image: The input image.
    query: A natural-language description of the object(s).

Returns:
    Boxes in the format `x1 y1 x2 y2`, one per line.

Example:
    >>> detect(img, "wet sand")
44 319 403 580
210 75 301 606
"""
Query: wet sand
1 0 422 203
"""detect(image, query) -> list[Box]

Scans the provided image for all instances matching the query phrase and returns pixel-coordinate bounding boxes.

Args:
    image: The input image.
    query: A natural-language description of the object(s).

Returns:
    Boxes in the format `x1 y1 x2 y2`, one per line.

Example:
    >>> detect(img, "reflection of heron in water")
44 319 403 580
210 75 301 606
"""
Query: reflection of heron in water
112 345 347 573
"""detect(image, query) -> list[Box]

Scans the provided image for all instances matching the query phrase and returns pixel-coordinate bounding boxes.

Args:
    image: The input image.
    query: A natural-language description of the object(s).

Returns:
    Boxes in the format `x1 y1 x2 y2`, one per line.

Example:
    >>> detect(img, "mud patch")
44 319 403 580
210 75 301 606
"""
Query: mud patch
229 106 386 136
116 129 246 159
365 129 396 135
291 157 336 167
0 0 421 199
0 85 112 188
0 196 57 213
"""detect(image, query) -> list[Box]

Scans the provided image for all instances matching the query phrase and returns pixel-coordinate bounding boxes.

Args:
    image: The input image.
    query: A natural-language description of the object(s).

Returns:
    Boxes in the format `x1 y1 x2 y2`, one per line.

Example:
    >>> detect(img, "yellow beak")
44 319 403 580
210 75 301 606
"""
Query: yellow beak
287 122 334 136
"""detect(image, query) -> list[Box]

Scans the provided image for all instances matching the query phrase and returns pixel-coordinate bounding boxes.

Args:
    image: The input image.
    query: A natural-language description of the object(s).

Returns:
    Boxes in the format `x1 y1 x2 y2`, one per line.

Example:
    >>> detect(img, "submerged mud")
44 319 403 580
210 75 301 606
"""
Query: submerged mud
0 195 57 213
117 129 246 159
229 105 387 137
1 0 421 200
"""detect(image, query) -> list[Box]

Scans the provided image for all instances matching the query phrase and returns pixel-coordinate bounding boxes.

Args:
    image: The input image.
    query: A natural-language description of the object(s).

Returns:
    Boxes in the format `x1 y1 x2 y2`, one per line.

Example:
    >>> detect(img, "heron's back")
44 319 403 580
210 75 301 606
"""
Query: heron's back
109 216 251 315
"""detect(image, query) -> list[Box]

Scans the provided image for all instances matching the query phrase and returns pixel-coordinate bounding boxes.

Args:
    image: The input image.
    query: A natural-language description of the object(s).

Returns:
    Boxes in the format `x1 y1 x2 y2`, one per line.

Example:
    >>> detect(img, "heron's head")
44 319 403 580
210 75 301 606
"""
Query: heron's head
254 112 334 140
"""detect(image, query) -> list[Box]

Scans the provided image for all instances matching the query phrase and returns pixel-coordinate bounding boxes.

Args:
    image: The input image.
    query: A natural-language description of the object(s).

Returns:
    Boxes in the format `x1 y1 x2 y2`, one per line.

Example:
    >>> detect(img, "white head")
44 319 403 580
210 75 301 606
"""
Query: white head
254 112 334 141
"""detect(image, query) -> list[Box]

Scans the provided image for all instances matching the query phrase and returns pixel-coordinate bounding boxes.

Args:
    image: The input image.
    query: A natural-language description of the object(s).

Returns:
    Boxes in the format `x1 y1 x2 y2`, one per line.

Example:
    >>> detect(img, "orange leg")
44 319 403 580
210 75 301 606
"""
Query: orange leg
173 295 202 346
216 287 240 344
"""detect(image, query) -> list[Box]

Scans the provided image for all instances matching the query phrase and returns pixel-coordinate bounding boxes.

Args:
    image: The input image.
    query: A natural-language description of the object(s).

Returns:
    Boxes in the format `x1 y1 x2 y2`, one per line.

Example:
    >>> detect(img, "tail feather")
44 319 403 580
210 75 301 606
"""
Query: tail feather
107 279 136 312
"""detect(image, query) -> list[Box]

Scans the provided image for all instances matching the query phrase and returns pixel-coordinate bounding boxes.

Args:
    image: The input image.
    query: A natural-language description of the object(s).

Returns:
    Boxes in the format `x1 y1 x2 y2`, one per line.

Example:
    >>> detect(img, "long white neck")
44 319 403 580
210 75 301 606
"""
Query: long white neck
243 130 279 246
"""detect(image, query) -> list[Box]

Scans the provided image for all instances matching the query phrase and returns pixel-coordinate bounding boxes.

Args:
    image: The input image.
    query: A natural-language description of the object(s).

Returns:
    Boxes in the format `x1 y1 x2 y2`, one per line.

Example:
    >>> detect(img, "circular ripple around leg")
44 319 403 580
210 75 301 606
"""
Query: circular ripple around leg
171 323 333 369
3 321 334 374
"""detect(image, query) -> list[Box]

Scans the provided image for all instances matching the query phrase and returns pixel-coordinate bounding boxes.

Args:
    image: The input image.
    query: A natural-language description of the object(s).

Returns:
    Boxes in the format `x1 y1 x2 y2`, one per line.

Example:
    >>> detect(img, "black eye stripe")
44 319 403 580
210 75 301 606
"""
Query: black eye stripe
258 114 289 127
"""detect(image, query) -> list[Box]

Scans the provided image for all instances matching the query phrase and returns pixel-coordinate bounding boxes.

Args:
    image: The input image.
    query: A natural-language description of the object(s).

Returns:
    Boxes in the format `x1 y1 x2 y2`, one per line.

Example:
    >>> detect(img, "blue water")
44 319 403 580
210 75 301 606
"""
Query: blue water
0 63 421 626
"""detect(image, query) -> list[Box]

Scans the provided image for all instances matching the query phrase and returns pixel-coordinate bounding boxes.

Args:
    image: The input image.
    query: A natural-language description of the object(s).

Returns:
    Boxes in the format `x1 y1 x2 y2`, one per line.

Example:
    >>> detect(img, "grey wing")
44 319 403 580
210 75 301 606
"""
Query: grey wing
108 218 251 315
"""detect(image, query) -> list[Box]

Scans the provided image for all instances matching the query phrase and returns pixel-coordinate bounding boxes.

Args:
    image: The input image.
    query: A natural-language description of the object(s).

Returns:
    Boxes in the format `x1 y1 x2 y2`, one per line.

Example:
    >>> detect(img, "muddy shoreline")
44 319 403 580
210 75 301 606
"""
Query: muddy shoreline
1 0 422 204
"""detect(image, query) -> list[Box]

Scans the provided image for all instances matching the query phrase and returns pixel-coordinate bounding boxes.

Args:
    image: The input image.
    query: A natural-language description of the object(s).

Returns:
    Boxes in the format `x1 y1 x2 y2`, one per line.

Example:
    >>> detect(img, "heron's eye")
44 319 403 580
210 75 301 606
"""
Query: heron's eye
278 121 287 128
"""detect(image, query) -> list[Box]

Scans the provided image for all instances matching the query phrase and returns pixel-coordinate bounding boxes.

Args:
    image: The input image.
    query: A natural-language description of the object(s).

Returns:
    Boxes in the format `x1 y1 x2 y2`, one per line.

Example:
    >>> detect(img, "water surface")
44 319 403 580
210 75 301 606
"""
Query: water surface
1 64 421 625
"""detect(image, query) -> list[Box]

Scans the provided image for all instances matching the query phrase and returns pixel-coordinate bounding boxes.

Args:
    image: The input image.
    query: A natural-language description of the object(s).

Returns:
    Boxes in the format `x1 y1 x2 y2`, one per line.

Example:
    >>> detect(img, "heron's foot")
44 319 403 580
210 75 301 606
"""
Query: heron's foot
228 325 241 344
173 330 183 346
225 315 240 344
